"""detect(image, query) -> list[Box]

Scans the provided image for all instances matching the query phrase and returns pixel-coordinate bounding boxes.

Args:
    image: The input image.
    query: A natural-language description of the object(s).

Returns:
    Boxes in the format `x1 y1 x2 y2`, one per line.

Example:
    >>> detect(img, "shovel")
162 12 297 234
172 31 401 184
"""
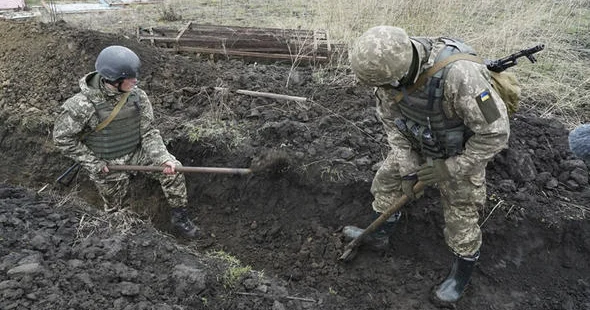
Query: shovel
107 165 253 175
339 181 426 262
106 150 290 175
56 150 290 185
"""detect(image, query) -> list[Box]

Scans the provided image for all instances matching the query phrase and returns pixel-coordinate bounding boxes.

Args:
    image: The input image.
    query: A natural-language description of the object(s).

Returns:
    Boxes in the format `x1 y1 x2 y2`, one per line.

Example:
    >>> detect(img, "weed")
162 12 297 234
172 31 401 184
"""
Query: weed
320 165 344 183
184 119 248 151
45 0 62 23
158 5 182 22
207 250 253 289
329 286 337 295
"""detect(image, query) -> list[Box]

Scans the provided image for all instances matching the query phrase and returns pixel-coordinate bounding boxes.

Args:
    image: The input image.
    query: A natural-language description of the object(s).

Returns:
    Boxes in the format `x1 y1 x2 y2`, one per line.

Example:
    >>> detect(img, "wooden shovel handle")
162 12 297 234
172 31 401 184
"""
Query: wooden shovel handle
339 181 426 261
107 165 252 175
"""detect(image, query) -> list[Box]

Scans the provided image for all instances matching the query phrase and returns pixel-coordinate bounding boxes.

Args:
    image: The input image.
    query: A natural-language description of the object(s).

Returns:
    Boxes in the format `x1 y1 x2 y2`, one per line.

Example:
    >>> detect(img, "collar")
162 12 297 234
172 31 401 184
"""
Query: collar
99 77 125 98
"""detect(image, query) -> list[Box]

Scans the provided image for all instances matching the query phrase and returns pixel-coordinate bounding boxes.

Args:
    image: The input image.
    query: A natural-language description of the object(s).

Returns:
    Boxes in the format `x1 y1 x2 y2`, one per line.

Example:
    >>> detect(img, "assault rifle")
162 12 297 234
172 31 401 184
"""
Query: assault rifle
485 44 545 73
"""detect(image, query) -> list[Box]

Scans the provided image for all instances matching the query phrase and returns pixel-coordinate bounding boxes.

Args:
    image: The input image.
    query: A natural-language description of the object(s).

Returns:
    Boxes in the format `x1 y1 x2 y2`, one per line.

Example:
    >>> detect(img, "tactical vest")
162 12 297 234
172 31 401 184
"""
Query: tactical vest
84 92 141 160
394 38 475 159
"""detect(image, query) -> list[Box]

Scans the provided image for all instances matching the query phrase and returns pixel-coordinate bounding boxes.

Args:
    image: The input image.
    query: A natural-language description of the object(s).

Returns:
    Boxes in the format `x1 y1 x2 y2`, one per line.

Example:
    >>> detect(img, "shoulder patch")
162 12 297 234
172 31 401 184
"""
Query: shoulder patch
475 89 500 124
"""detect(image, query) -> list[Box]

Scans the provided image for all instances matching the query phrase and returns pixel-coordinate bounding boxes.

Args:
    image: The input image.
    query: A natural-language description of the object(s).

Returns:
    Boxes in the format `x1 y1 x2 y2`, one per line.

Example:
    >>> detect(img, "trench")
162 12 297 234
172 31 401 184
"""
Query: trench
0 121 589 309
165 138 590 309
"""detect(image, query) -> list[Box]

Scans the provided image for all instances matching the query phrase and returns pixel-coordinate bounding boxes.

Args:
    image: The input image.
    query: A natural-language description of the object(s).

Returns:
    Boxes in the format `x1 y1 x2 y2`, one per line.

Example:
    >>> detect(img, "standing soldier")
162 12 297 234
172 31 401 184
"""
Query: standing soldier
53 45 198 238
343 26 510 304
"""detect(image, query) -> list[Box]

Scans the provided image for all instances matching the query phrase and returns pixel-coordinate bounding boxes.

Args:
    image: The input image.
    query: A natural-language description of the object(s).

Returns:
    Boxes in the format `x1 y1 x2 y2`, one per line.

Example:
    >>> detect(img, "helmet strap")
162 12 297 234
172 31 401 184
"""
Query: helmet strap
103 78 127 93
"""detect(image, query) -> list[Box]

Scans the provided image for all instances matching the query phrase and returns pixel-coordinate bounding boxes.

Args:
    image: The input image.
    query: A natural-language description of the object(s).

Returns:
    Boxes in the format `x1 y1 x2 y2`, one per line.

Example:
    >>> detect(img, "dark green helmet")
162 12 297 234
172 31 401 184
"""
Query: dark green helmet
95 45 140 81
350 26 413 86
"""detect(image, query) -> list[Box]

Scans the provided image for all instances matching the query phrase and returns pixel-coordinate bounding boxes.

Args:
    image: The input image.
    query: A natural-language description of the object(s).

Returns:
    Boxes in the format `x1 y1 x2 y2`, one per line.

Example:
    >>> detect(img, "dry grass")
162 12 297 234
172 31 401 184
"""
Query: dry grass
47 0 590 126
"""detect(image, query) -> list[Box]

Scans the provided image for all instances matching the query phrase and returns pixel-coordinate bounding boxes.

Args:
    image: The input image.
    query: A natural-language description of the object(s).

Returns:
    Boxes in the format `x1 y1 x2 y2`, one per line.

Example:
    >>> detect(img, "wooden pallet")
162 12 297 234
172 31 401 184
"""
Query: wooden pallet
137 22 343 63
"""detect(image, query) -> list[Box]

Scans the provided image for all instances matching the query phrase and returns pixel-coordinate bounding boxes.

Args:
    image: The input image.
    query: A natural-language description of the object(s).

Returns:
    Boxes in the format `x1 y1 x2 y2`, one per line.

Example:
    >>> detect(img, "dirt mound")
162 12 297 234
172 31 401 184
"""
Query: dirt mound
1 19 589 309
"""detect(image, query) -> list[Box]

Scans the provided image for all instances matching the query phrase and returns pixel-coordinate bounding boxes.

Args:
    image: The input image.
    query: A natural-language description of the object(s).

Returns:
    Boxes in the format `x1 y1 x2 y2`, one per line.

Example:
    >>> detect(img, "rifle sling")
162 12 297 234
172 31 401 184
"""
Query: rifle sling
394 54 483 103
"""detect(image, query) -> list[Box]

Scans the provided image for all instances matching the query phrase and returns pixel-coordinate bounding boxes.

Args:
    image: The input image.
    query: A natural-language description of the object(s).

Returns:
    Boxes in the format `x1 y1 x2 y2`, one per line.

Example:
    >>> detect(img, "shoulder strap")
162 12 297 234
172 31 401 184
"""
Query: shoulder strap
80 92 131 141
393 53 484 103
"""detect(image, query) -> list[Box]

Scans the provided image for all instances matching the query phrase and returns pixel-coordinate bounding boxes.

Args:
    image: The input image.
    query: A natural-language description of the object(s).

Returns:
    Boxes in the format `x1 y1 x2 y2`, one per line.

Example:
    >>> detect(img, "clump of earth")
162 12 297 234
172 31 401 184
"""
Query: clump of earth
0 19 589 309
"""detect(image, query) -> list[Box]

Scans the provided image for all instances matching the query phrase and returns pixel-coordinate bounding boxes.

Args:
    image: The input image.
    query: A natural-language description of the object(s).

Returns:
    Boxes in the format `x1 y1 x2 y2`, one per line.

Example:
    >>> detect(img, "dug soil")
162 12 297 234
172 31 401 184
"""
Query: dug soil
0 20 589 310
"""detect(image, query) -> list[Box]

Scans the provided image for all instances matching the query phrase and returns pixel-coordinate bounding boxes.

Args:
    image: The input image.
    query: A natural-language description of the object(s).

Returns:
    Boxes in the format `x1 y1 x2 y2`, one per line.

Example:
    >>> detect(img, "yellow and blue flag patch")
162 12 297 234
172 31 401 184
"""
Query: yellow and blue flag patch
479 90 490 102
475 89 500 124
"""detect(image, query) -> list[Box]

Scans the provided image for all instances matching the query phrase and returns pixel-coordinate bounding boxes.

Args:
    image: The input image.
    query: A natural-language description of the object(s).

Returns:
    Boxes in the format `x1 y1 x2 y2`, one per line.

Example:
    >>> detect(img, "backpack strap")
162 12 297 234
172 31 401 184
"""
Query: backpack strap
393 53 484 104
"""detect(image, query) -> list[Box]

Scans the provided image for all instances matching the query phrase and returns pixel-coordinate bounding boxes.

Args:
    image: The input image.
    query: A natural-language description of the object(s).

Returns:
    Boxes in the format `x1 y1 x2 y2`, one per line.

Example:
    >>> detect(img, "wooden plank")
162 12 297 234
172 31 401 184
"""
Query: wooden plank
138 35 332 51
138 39 332 57
175 21 192 42
176 24 326 42
213 87 308 102
138 35 325 47
187 24 320 37
163 46 329 62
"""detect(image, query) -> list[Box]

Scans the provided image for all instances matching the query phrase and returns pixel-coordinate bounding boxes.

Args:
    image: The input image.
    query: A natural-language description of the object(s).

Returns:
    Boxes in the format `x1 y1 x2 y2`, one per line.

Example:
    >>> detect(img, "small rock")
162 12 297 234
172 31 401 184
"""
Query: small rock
7 263 43 276
0 280 19 290
498 179 516 192
545 178 559 189
565 180 579 190
67 259 84 268
30 234 50 252
118 281 140 296
243 278 258 290
355 156 372 166
336 147 355 160
570 167 588 185
272 300 286 310
256 284 269 293
535 172 552 185
560 159 587 171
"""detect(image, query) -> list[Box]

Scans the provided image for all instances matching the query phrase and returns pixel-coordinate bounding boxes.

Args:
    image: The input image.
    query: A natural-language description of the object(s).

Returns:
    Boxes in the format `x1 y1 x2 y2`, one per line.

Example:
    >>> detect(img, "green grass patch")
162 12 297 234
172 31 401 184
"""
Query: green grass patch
207 250 253 289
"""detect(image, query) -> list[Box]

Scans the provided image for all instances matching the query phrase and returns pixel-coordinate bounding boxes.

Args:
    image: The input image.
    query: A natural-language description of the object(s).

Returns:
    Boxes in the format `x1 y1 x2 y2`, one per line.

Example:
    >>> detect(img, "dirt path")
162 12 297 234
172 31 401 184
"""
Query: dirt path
0 20 589 309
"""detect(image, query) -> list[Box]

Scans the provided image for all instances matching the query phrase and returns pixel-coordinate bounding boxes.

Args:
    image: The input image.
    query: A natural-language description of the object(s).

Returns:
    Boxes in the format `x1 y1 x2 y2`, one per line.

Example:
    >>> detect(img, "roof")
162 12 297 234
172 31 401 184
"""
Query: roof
0 0 26 10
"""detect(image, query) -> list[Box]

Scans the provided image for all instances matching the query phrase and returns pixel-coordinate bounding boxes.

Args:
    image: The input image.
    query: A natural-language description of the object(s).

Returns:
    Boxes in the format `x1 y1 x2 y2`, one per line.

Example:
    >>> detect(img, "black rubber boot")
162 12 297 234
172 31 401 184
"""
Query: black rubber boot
170 207 199 238
432 251 479 306
342 211 401 250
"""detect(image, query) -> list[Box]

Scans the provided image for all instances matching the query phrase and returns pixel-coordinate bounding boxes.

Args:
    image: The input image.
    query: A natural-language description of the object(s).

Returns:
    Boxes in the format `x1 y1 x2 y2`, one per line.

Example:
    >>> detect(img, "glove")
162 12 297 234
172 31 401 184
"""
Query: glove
401 174 422 200
417 159 451 185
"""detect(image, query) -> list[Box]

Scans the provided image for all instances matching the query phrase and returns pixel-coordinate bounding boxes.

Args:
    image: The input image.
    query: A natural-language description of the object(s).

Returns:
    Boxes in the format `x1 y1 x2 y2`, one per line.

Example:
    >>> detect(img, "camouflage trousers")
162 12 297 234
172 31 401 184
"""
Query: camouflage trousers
87 149 188 212
371 153 485 257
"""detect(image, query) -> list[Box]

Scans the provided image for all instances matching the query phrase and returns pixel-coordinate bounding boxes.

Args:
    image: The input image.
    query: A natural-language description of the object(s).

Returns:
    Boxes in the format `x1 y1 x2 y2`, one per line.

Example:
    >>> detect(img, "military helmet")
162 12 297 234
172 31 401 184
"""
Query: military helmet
569 124 590 161
350 26 414 86
95 45 141 81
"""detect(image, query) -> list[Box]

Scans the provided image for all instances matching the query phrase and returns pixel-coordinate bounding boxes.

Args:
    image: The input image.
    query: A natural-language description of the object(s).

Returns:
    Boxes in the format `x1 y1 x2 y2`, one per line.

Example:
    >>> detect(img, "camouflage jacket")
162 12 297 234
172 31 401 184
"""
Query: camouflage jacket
53 72 175 173
376 38 510 183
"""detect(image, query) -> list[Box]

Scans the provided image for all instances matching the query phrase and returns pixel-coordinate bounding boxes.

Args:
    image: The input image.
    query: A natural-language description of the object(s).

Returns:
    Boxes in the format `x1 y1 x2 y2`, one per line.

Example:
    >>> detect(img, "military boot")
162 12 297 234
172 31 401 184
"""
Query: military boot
432 251 479 305
170 207 199 238
342 211 401 250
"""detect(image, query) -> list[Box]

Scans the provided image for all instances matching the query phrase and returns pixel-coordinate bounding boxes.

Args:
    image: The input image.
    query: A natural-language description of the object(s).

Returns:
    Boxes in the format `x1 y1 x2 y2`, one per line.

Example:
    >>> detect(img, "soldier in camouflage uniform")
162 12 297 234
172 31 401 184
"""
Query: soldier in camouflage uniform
343 26 510 304
53 45 198 239
569 124 590 165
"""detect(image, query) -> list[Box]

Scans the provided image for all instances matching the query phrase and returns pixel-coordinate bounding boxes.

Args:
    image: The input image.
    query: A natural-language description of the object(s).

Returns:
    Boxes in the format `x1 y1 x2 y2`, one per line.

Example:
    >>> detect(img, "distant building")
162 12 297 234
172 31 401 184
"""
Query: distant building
0 0 26 10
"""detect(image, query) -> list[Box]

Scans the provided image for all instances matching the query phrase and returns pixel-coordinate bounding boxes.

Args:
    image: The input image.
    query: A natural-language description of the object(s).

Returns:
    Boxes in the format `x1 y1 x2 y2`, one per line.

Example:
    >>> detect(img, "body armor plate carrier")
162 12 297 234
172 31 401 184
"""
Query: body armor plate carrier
395 38 475 159
85 92 141 160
